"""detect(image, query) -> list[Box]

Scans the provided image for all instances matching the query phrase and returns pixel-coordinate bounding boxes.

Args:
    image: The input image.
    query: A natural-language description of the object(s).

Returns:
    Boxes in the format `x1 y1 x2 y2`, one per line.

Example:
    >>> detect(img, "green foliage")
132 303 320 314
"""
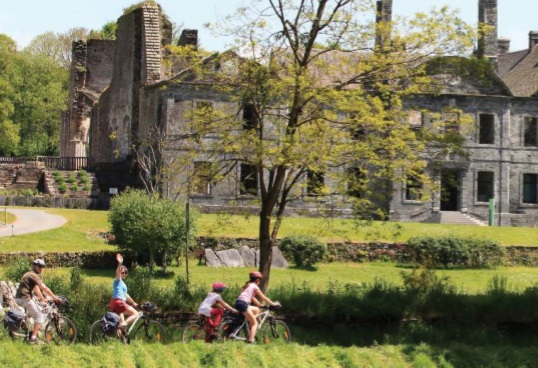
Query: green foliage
57 183 67 193
77 170 87 178
2 258 29 281
405 235 505 268
279 235 327 269
67 173 76 184
123 1 158 15
71 183 79 191
108 189 198 272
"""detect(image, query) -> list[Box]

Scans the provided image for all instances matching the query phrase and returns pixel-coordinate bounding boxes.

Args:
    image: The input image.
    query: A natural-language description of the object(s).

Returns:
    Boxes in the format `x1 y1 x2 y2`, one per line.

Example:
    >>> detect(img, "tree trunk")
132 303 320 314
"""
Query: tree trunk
149 251 155 272
258 208 273 293
162 250 168 274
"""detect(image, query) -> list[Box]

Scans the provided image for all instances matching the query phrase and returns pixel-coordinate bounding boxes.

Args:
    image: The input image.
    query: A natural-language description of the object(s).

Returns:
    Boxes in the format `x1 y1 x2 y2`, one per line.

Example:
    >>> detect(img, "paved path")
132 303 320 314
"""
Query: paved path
0 209 67 237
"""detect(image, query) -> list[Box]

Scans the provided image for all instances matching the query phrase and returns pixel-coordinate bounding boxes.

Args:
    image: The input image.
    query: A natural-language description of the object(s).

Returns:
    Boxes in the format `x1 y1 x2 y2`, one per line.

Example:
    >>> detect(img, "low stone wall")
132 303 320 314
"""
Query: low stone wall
1 239 538 269
0 251 135 269
0 195 109 210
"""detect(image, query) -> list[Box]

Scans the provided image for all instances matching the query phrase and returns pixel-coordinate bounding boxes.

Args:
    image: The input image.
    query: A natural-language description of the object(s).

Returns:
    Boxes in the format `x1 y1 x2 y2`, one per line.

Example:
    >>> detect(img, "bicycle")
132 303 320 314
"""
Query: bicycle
6 297 77 344
219 305 291 344
181 315 222 343
89 302 166 344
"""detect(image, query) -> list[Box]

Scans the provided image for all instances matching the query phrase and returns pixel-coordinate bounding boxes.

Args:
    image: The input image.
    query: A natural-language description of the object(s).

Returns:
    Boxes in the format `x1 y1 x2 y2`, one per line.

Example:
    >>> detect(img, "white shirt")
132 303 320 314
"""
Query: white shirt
198 292 223 317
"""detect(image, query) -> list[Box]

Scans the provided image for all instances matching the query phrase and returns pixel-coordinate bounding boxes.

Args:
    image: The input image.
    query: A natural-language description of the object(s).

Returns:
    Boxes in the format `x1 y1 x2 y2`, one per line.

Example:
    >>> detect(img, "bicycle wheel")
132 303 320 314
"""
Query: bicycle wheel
181 321 206 343
261 319 291 344
219 320 248 341
88 320 115 344
45 316 77 344
131 320 166 343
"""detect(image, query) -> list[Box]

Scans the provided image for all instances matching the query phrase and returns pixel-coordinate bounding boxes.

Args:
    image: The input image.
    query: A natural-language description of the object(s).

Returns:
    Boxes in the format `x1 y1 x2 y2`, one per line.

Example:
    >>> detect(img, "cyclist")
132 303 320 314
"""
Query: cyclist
14 259 62 344
109 254 139 331
234 271 280 344
197 282 237 342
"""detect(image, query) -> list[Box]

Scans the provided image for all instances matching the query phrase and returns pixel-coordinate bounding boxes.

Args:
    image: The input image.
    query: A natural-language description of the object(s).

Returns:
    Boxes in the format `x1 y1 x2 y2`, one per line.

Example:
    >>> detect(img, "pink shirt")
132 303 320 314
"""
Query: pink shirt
237 283 260 303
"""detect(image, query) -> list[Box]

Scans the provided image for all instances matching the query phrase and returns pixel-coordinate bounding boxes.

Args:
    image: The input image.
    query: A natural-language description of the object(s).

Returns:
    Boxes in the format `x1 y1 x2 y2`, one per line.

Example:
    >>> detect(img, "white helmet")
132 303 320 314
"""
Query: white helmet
32 259 46 267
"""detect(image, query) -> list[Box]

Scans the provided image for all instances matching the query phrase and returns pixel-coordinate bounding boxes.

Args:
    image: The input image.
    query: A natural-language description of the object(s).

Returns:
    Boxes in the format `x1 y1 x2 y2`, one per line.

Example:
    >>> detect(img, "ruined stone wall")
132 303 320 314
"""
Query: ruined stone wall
62 40 115 158
90 11 137 164
0 163 43 191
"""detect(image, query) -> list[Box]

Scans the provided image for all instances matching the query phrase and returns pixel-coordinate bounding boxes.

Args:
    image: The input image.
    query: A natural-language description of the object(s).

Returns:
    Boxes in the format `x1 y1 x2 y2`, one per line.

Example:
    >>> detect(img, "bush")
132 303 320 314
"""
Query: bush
405 235 504 268
58 183 67 193
279 235 327 269
3 258 30 281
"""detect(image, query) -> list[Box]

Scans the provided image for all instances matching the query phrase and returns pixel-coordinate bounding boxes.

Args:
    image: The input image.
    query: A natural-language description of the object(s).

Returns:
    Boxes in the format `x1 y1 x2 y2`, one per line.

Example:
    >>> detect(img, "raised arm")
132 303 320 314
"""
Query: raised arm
115 253 123 281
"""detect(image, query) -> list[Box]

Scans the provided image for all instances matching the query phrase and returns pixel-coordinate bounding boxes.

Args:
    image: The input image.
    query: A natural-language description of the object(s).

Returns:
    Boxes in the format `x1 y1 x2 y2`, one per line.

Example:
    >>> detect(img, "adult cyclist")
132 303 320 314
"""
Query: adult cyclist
109 254 139 331
14 259 62 344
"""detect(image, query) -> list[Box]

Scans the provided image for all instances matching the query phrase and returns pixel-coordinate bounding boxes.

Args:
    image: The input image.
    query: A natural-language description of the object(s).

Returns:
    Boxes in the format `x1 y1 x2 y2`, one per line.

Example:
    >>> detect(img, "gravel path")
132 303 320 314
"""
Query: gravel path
0 209 67 237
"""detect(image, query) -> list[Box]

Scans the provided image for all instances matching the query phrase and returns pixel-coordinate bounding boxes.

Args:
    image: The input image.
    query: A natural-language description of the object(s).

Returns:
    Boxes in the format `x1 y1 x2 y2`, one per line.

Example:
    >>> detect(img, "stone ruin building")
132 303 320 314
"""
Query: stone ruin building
57 0 538 226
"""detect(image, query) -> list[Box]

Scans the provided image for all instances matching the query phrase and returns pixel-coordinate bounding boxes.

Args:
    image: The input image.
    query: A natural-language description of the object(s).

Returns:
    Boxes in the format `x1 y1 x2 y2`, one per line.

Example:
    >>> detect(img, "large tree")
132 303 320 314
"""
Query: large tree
25 28 89 69
150 0 476 289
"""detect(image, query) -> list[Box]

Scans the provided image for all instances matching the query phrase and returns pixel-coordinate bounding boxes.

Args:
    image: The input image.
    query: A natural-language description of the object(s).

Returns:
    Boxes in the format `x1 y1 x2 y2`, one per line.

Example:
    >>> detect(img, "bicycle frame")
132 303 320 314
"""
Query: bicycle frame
226 308 272 341
11 301 59 339
124 311 145 337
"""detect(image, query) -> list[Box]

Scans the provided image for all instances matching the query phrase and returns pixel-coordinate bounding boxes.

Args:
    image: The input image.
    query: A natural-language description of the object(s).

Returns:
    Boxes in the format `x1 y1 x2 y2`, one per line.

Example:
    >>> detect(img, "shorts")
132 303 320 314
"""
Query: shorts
234 300 250 313
15 298 44 324
109 298 128 314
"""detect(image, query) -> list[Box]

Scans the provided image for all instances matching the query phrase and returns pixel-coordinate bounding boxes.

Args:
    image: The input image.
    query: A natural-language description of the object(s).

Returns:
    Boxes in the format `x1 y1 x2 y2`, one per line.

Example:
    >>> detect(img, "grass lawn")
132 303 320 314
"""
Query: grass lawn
14 261 538 295
2 207 538 254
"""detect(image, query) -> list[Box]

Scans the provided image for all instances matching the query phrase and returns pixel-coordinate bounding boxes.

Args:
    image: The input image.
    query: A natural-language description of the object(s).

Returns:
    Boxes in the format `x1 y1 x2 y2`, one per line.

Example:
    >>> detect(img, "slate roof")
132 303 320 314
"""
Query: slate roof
498 45 538 97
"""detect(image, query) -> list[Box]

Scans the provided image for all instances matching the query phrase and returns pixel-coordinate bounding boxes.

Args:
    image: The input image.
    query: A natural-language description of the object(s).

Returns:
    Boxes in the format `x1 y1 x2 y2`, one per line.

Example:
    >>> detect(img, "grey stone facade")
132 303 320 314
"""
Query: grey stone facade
61 1 538 226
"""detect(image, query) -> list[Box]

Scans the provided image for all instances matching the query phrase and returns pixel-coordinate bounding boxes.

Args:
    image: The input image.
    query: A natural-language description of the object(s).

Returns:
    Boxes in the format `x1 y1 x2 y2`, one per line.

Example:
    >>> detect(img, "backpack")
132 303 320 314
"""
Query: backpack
3 309 26 332
100 312 120 335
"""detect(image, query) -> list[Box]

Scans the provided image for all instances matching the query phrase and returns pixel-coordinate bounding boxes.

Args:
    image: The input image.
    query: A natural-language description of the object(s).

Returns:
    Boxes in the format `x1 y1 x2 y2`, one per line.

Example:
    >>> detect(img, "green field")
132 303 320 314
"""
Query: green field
2 208 538 366
2 207 538 254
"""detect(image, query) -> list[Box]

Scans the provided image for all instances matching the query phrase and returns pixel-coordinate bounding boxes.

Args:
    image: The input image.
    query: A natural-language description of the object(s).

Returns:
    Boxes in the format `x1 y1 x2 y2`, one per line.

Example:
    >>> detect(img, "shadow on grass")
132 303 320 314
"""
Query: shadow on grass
291 321 538 367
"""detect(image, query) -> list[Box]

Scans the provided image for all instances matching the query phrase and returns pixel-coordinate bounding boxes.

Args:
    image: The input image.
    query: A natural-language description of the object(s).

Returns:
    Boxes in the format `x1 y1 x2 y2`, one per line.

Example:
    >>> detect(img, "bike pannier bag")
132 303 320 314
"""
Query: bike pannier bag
3 309 26 332
100 312 120 335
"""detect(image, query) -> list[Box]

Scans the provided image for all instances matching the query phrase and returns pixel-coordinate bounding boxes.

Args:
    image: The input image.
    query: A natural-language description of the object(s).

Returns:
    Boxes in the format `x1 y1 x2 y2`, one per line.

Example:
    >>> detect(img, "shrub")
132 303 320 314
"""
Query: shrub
67 173 77 184
3 258 30 281
279 235 327 269
58 183 67 193
77 170 87 178
405 235 504 268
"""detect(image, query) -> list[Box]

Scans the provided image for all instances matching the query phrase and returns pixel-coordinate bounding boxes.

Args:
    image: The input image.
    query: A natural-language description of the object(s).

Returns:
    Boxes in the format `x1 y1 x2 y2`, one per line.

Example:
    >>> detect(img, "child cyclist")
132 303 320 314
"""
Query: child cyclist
234 271 280 344
198 282 237 341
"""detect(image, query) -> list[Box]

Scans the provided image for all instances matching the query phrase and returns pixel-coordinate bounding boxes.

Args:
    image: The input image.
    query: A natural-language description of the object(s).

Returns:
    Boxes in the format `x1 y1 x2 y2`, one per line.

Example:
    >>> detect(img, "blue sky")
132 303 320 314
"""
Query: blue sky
1 0 536 52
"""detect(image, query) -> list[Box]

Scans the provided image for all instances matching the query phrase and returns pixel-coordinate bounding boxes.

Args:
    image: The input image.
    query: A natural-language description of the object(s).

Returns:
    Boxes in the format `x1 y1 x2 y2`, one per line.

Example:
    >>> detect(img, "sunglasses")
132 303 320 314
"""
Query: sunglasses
121 272 128 275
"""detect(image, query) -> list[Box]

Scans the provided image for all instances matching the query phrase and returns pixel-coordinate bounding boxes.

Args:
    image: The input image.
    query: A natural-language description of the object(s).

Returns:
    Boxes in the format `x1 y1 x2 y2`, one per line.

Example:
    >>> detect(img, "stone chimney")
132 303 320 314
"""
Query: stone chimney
375 0 392 51
529 31 538 50
477 0 498 62
178 29 198 49
497 38 510 55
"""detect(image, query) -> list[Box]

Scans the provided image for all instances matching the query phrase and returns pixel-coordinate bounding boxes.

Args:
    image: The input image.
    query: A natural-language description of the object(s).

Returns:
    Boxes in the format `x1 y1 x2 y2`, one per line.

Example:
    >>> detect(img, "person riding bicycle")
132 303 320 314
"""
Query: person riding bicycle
14 259 62 344
109 254 139 332
197 282 237 342
234 271 280 344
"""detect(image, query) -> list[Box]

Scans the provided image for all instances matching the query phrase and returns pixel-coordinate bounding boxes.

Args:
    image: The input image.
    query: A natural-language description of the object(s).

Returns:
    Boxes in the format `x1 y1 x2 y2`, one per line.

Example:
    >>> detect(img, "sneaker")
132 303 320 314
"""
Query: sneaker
245 339 256 344
28 337 44 345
